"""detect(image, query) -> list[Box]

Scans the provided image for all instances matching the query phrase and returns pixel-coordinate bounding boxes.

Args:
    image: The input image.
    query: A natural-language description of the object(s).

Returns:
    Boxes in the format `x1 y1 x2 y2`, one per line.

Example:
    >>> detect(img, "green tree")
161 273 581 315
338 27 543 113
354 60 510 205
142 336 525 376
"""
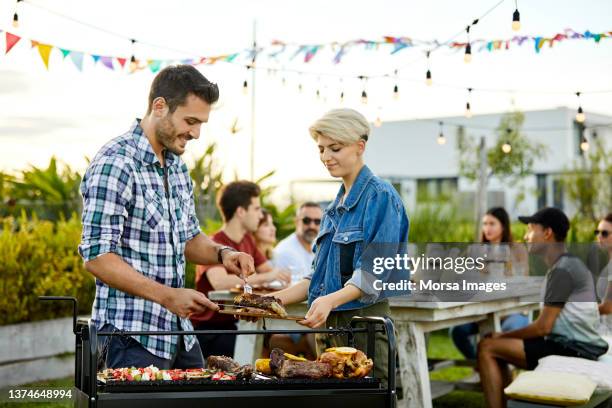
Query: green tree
6 157 82 221
456 111 547 239
189 143 224 227
560 133 612 222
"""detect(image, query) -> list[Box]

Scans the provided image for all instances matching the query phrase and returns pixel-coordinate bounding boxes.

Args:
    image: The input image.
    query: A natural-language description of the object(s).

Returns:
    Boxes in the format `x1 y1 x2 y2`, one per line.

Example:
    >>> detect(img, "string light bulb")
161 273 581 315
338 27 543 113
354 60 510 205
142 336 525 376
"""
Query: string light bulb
575 92 585 123
580 134 589 152
502 142 512 154
425 51 433 85
12 0 21 28
340 91 344 103
502 128 512 153
465 88 473 118
464 26 472 63
512 9 521 31
437 122 446 145
298 83 303 93
358 75 368 104
392 69 400 100
361 89 368 105
316 89 321 99
129 39 138 72
374 116 382 128
242 80 248 95
464 43 472 63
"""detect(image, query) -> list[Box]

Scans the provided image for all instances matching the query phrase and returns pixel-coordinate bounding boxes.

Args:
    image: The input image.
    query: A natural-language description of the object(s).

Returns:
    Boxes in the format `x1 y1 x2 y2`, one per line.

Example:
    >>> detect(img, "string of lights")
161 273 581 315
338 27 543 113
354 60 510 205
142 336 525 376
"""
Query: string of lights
8 0 612 125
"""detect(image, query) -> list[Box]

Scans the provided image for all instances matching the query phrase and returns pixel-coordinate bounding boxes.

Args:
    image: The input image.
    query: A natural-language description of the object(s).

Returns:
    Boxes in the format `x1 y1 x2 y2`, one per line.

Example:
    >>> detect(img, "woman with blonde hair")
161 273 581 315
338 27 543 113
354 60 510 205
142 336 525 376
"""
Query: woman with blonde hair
271 108 409 383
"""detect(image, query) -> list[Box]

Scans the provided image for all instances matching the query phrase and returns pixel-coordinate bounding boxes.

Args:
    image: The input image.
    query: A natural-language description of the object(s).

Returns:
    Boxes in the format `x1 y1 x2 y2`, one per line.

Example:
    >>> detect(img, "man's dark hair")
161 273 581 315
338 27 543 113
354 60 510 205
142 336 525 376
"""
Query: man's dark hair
299 201 321 211
605 212 612 224
147 65 219 114
217 181 261 222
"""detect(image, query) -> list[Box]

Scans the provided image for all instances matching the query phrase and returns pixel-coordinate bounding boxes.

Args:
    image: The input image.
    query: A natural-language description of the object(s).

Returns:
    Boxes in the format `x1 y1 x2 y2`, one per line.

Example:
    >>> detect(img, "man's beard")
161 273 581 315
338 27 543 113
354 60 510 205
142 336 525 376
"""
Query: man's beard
155 115 185 155
301 229 318 243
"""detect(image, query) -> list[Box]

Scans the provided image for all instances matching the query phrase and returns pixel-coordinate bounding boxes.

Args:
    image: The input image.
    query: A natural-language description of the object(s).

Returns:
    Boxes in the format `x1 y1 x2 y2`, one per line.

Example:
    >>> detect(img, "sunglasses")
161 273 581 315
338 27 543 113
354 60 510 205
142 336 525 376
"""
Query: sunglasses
595 229 611 238
301 217 321 226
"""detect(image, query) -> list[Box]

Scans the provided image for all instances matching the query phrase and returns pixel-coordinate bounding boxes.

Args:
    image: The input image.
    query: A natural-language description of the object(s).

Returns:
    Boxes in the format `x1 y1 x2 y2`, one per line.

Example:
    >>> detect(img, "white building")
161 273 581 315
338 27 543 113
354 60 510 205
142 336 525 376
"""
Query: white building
365 107 612 219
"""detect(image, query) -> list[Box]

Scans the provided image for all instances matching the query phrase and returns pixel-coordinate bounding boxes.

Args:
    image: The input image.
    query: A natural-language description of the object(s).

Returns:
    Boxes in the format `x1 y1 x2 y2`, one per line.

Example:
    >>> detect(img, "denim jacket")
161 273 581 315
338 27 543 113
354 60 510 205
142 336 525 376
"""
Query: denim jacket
306 165 409 311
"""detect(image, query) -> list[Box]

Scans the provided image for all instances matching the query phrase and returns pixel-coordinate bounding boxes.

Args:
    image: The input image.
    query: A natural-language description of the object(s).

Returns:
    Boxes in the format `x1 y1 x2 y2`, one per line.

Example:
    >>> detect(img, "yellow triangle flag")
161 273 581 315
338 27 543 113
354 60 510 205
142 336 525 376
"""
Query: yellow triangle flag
37 43 53 69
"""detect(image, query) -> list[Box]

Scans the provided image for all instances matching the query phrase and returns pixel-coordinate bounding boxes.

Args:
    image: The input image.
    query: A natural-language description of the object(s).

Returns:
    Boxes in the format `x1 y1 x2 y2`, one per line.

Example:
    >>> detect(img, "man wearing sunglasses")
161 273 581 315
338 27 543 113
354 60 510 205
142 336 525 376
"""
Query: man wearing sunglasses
596 213 612 317
274 202 323 283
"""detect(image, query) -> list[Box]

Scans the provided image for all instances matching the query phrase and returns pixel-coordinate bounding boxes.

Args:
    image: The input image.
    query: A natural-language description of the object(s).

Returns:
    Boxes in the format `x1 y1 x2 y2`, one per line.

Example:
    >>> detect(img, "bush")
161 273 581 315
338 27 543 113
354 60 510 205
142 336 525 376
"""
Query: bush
0 213 95 326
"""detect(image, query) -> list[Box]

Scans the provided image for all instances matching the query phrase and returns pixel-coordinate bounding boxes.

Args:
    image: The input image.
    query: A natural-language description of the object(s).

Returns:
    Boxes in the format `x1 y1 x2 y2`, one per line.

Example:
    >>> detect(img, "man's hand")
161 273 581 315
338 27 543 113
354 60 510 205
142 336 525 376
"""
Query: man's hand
222 251 255 279
484 331 503 339
299 295 335 328
162 288 219 319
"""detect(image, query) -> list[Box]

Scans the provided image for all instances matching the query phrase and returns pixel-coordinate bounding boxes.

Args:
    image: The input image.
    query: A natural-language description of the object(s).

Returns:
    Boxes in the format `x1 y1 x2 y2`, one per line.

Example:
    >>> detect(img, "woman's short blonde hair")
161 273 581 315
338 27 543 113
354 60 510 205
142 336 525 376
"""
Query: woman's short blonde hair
308 108 370 145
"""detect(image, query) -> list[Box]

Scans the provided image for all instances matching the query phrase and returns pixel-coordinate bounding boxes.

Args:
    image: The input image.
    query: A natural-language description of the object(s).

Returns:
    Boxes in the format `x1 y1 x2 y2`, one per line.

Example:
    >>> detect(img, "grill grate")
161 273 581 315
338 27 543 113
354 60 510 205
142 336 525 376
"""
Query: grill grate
99 377 380 393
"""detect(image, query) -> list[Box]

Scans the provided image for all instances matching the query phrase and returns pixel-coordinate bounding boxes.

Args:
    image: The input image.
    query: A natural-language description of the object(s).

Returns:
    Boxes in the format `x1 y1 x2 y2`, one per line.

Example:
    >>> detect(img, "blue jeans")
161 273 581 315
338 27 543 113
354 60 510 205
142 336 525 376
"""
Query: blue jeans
450 313 530 359
100 324 204 369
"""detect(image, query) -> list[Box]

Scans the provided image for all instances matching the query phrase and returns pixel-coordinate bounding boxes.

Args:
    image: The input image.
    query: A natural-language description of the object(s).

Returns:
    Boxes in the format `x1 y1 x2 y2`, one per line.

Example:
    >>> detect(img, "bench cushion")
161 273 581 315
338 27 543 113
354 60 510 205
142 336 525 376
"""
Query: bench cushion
504 371 596 406
535 355 612 390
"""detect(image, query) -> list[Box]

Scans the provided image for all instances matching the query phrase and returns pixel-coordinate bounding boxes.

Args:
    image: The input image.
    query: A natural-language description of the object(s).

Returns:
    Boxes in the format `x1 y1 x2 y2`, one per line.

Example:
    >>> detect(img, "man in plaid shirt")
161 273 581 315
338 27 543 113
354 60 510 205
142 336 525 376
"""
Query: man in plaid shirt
79 65 254 369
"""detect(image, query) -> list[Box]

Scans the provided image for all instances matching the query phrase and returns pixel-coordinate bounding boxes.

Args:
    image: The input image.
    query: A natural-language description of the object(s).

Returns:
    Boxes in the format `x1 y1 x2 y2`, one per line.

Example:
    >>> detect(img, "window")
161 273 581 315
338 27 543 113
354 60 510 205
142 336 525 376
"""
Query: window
552 178 564 210
536 174 547 209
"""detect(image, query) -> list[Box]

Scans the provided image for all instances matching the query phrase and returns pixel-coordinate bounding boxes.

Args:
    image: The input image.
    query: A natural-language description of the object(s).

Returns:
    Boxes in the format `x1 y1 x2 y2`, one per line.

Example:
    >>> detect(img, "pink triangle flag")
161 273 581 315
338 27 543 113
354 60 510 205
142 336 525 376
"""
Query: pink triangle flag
5 32 20 54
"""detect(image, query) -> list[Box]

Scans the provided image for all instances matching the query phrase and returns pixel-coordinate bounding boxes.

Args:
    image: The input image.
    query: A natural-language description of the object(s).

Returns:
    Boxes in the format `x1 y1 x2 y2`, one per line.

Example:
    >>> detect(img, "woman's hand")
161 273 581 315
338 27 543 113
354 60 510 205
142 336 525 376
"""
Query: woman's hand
247 267 291 287
299 295 335 328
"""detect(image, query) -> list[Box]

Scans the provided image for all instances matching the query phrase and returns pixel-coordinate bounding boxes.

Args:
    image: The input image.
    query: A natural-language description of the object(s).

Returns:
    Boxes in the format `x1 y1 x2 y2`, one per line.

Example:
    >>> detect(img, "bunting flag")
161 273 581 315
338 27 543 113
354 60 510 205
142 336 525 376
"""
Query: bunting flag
69 51 84 71
100 56 114 70
36 43 53 70
147 59 162 73
5 32 20 54
1 26 610 73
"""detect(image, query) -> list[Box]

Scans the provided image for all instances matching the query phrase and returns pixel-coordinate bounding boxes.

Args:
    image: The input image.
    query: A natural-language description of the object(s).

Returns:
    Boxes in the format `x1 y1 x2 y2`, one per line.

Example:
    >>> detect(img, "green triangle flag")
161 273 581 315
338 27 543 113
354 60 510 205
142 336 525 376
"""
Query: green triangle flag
60 48 71 58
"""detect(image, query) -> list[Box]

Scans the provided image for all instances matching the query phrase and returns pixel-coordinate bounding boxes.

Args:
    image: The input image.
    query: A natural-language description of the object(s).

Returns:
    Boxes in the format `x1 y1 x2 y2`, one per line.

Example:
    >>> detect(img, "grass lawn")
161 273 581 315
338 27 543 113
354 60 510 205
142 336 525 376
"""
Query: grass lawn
428 329 485 408
3 331 484 407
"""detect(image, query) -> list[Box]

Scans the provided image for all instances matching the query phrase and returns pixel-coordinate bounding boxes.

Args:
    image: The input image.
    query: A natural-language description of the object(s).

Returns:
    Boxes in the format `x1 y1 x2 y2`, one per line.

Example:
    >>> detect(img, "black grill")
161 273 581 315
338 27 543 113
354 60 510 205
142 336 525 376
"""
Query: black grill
99 377 380 393
40 296 397 408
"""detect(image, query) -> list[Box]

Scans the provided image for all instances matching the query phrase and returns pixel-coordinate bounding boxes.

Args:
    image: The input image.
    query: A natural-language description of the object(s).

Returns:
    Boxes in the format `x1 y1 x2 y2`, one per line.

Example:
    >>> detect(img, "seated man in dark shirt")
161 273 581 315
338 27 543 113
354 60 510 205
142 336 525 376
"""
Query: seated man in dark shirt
190 181 291 358
477 207 609 408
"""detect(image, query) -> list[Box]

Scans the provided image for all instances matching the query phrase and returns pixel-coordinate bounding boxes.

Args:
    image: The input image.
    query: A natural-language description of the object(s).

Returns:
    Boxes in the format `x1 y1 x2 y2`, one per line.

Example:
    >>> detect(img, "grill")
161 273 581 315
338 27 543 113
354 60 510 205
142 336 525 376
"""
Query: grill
41 297 397 408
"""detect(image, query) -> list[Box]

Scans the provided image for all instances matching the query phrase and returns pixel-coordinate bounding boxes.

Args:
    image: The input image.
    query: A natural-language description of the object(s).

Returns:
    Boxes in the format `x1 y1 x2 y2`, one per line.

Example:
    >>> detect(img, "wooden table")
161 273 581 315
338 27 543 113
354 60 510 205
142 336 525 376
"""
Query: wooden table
209 277 541 408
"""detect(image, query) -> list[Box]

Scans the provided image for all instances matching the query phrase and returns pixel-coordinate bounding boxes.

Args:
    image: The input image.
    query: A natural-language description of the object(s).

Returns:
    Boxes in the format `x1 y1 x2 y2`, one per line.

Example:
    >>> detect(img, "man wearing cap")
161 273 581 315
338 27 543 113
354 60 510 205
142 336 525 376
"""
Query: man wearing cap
476 207 609 408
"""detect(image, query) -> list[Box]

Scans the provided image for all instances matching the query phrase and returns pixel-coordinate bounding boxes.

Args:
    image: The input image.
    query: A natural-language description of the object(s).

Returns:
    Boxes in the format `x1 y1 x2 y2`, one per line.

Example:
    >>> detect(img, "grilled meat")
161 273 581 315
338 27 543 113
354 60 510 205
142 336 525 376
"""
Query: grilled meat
206 355 253 379
269 348 332 379
207 355 241 372
319 349 373 379
234 293 288 317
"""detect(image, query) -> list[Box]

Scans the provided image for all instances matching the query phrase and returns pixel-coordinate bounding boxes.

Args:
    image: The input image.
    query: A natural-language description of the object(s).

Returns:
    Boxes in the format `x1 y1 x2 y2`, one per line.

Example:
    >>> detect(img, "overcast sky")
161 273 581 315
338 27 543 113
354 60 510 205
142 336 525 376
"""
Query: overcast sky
1 0 611 201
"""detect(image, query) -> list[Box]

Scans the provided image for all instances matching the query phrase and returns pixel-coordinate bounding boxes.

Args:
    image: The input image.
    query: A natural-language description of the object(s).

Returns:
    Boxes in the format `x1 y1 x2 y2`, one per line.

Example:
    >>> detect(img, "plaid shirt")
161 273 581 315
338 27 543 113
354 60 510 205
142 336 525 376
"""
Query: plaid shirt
79 119 201 360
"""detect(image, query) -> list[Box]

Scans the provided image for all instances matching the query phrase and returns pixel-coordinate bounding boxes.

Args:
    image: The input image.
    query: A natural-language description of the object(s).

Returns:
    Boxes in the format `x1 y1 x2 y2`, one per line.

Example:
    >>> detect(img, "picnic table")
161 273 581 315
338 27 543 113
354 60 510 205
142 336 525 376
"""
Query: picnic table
209 277 542 408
